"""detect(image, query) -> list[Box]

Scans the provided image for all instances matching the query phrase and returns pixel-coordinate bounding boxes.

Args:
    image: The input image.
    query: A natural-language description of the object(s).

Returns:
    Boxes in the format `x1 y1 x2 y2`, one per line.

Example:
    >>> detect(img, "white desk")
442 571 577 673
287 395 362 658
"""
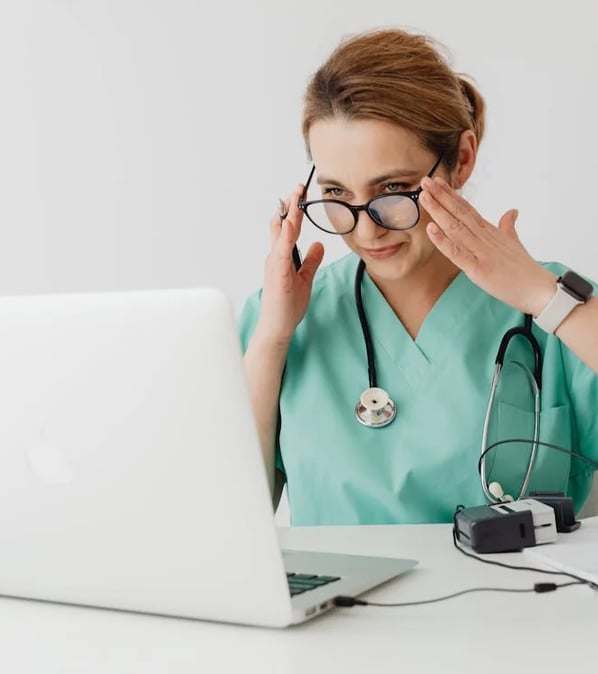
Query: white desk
1 519 596 674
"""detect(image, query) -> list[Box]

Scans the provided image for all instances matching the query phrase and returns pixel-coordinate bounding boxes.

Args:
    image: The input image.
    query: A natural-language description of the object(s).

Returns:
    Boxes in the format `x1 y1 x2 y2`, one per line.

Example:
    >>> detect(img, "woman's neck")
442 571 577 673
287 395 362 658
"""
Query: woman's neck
368 253 461 340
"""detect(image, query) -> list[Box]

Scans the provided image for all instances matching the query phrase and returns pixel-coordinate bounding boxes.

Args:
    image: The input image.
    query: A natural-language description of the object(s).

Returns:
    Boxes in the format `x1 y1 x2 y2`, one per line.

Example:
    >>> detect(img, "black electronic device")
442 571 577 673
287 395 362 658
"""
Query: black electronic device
528 491 581 533
454 499 557 553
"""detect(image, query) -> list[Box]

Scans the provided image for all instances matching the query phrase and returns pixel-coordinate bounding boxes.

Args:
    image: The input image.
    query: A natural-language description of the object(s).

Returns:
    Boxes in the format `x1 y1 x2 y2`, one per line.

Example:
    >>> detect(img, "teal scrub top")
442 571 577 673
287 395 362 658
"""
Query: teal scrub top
239 254 598 525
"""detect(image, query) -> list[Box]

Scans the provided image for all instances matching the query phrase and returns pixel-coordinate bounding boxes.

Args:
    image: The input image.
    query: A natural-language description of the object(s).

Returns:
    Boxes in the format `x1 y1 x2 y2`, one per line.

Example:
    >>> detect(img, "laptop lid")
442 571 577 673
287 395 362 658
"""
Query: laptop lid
0 288 292 626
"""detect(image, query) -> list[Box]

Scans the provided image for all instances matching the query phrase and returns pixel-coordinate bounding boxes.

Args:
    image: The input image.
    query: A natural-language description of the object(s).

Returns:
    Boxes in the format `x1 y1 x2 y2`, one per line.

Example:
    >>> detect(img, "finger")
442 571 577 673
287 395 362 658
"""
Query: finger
270 212 282 247
426 221 477 272
270 196 291 247
419 187 480 252
298 242 325 286
270 184 304 250
285 184 306 235
278 197 288 220
421 176 491 235
498 208 520 241
274 217 299 266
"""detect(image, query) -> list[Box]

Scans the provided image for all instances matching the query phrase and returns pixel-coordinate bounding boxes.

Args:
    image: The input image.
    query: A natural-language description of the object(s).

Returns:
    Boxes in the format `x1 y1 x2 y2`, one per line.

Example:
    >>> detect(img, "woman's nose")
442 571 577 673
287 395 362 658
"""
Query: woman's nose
353 208 386 241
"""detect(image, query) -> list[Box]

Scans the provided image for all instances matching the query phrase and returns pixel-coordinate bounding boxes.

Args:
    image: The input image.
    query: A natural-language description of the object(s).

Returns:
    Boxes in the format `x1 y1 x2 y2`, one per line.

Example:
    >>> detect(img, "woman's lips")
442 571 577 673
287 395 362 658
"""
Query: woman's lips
363 243 405 259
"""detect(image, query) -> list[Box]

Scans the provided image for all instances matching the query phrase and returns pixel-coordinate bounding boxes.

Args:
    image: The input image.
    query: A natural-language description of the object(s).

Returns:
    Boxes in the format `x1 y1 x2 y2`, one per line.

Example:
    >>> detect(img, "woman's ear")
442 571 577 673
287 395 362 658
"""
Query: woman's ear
450 130 477 189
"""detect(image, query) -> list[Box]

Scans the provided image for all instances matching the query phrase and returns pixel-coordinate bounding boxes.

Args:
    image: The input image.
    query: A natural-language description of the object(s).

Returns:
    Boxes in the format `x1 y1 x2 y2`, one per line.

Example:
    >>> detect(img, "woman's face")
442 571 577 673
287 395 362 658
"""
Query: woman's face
307 118 455 284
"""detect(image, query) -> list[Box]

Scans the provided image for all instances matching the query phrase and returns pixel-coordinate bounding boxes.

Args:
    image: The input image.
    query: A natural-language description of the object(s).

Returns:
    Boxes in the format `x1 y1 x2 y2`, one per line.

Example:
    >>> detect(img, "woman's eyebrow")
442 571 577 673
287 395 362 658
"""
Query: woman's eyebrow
316 168 419 187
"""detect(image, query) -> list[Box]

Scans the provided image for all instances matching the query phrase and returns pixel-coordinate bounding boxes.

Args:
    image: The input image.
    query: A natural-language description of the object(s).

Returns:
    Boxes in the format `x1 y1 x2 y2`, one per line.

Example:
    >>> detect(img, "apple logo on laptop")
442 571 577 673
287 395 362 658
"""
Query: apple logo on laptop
25 429 73 484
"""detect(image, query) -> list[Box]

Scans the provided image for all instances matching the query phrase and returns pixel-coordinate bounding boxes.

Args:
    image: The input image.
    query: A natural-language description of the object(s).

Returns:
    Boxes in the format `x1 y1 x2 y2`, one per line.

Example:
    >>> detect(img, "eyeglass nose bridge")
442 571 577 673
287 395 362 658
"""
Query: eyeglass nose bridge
350 188 423 231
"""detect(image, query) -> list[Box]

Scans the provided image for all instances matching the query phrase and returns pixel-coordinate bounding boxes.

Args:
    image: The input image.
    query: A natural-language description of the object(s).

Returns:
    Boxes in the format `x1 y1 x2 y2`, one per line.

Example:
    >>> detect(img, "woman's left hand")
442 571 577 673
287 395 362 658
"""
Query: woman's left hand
420 176 557 316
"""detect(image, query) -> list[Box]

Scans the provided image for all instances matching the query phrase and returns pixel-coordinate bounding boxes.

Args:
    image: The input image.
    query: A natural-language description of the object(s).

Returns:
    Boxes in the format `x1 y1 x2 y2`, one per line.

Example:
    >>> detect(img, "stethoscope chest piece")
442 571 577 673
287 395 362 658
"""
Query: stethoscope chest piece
355 387 396 428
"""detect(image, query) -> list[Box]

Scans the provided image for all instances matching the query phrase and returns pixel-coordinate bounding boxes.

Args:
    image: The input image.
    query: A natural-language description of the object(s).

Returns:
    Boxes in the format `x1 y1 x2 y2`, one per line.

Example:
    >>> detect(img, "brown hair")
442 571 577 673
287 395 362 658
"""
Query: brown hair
302 29 485 169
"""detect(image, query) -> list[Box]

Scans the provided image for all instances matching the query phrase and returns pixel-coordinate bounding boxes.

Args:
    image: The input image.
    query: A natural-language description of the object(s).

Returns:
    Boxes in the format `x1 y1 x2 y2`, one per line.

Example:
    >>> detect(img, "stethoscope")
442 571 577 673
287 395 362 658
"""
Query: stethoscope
353 258 544 503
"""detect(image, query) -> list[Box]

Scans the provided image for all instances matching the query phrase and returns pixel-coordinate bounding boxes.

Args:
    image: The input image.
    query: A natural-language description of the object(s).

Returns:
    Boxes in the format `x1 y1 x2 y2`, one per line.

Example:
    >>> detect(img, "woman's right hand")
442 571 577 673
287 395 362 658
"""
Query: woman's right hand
254 184 325 348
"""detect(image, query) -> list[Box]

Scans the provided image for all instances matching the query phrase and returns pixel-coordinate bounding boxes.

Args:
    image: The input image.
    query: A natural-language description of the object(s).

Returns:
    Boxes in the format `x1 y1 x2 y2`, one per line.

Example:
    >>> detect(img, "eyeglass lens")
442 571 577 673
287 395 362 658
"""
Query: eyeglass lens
304 194 419 234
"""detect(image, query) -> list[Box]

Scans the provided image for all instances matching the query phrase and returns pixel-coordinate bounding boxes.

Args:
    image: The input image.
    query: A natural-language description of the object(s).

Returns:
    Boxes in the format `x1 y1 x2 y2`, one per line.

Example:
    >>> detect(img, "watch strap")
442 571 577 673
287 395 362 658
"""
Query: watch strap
533 279 584 334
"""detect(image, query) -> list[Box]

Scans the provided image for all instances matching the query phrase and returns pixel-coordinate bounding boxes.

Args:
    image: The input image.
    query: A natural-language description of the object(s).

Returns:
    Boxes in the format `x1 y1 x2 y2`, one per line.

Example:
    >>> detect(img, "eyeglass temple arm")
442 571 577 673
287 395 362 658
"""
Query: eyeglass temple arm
299 165 316 203
427 156 443 178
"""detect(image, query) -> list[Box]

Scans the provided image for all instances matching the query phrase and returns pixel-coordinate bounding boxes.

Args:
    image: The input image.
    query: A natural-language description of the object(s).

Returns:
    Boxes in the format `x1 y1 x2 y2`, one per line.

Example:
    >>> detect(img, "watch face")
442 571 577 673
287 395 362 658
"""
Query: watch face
559 271 594 302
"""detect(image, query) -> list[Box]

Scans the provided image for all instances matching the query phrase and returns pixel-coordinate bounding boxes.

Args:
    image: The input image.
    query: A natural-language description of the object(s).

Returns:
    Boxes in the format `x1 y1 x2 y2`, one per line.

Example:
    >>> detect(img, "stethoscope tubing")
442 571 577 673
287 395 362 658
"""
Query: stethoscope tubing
480 361 541 502
354 260 377 390
353 258 544 503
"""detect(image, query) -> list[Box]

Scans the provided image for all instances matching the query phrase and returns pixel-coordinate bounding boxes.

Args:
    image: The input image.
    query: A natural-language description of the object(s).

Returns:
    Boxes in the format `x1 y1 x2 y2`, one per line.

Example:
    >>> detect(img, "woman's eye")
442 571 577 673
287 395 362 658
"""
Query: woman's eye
384 182 409 193
322 187 345 198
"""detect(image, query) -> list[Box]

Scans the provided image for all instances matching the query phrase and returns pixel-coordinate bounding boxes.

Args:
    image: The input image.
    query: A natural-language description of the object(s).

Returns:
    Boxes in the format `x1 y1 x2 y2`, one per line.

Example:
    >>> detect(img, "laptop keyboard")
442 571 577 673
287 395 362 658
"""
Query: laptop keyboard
286 572 341 596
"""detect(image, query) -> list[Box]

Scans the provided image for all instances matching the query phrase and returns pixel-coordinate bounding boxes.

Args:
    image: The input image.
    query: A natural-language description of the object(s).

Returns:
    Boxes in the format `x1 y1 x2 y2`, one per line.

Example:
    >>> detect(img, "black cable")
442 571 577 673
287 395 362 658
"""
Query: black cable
479 438 598 474
334 581 583 608
335 440 597 610
334 504 593 610
472 439 598 584
450 511 590 584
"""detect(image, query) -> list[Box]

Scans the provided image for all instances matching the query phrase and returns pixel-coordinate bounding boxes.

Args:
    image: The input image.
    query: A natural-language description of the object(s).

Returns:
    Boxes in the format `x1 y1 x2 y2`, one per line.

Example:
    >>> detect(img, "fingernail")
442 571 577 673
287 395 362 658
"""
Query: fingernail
278 198 288 219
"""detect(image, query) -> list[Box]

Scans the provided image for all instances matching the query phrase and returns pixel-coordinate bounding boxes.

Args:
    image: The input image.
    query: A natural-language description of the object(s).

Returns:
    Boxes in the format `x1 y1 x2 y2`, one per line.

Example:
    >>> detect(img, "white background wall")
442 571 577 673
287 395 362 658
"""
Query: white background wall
3 0 598 303
2 1 597 522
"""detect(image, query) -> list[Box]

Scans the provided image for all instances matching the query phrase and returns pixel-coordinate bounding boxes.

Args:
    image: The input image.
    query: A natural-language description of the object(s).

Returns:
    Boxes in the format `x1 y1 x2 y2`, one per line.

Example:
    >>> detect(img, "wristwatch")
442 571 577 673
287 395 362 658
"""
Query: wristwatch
533 270 594 334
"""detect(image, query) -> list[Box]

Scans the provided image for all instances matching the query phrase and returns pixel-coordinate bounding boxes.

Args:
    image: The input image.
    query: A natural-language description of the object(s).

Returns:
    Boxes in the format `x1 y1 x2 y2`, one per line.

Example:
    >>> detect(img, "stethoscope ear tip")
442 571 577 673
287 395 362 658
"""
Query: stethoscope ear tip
488 481 504 499
488 481 514 503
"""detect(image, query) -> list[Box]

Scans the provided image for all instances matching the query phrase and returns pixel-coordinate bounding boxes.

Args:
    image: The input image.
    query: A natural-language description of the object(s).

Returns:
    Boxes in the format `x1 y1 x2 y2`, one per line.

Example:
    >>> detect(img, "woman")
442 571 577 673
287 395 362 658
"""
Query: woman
240 28 598 525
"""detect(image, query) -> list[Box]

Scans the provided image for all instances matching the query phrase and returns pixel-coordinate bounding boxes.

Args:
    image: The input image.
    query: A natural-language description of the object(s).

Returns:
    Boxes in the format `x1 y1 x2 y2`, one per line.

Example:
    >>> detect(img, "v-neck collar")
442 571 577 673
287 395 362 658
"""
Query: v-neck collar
352 260 487 392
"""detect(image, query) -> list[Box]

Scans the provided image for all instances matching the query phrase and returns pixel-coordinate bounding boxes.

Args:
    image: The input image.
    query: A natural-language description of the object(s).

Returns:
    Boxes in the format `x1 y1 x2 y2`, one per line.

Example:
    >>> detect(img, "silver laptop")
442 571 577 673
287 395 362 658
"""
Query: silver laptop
0 287 416 627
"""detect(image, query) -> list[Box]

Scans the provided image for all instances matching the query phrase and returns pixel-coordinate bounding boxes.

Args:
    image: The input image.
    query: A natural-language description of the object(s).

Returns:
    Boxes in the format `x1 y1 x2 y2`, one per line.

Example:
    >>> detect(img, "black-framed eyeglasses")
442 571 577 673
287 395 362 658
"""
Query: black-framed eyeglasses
298 156 443 235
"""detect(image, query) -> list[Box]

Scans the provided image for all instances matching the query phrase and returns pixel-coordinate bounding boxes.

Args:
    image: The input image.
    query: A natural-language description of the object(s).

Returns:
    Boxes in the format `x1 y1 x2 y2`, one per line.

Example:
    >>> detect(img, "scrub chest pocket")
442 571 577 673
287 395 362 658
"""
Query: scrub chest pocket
487 401 573 499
